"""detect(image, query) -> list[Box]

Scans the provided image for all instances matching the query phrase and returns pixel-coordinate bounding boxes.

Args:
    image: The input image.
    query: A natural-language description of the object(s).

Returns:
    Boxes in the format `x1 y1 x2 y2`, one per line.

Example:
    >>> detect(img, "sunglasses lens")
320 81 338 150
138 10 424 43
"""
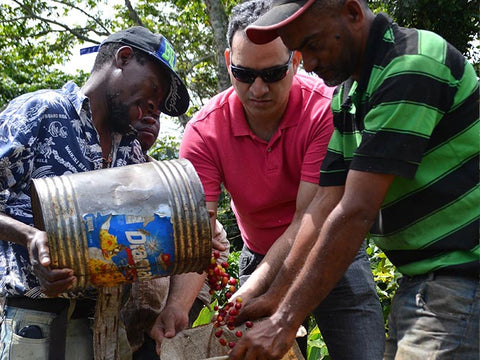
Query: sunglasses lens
261 66 289 83
230 53 291 84
231 67 256 84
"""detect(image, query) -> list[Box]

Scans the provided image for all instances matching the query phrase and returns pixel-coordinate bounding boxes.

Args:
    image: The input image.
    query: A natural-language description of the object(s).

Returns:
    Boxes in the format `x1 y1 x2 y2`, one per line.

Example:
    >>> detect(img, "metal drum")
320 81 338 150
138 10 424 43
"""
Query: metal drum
30 158 212 291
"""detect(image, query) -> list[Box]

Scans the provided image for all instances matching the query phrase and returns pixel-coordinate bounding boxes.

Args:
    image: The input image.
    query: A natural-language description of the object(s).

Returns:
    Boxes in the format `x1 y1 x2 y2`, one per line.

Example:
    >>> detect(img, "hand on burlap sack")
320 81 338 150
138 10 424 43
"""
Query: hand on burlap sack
149 302 190 356
232 290 277 326
228 314 298 360
160 321 305 360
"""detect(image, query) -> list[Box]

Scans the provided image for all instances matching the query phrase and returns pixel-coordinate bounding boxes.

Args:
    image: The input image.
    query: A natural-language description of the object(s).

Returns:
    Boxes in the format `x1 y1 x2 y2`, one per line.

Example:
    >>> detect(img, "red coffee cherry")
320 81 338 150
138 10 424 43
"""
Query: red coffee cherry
205 252 254 348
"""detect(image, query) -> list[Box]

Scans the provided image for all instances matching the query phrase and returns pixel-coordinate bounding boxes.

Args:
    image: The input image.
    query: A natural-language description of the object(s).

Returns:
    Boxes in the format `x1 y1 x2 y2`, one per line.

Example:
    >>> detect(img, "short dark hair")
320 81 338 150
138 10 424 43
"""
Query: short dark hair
227 0 273 48
91 42 149 72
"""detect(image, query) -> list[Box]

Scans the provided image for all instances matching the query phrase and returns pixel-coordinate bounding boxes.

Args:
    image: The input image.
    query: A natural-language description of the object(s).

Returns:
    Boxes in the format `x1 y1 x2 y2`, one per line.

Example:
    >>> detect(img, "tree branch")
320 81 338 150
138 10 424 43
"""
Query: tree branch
124 0 144 26
12 0 109 43
51 0 111 34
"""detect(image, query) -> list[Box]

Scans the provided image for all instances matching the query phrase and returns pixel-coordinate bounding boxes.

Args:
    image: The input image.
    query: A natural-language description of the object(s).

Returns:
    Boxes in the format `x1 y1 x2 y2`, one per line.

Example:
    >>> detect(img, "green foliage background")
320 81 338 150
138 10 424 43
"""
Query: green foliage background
0 0 478 110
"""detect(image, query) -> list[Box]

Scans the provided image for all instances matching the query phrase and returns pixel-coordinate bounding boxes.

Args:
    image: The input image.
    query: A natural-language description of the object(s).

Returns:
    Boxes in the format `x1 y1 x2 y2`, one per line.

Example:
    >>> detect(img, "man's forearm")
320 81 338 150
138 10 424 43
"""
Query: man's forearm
276 205 374 329
166 272 207 310
0 213 36 247
275 171 394 328
261 186 344 302
237 182 327 301
237 229 294 298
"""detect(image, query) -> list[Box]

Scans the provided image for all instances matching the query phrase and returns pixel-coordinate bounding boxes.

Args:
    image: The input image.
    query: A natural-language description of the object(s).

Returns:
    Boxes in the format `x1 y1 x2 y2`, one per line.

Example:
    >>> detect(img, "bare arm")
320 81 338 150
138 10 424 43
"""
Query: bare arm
234 182 318 298
149 271 206 346
230 170 395 359
235 182 343 322
0 213 40 249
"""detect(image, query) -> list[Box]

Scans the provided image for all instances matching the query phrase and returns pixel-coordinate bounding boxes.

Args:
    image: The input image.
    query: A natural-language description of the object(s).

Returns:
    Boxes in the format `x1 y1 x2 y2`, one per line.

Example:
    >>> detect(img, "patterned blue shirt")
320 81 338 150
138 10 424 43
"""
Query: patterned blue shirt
0 81 145 298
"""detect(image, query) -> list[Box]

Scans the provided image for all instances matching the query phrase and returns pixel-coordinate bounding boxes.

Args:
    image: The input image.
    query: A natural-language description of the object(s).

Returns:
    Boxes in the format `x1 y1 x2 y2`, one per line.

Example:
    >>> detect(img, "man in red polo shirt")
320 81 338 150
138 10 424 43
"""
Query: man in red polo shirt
179 1 385 358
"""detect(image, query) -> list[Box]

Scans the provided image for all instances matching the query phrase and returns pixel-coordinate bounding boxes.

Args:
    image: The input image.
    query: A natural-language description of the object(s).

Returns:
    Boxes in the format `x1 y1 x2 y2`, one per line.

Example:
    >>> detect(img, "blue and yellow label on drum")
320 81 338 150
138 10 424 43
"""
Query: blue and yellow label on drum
83 213 175 286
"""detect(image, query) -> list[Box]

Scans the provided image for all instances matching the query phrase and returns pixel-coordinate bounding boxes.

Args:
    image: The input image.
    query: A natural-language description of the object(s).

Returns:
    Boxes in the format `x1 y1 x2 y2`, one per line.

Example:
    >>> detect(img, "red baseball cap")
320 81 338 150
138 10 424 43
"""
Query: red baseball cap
246 0 316 44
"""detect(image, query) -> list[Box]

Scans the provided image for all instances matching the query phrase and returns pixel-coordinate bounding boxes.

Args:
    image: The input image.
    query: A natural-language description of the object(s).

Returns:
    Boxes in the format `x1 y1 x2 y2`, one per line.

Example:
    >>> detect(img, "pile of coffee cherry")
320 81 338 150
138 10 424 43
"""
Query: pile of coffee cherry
206 250 253 348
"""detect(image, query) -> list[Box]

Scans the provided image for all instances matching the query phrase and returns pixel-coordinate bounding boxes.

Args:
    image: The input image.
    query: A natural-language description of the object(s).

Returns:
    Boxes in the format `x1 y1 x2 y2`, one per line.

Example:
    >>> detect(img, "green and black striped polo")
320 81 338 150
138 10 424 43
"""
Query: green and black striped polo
320 13 479 276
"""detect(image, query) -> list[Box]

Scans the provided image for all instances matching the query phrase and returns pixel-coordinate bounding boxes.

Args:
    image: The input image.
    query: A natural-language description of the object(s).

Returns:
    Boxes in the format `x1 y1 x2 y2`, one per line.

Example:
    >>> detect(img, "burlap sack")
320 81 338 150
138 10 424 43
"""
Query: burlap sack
160 323 305 360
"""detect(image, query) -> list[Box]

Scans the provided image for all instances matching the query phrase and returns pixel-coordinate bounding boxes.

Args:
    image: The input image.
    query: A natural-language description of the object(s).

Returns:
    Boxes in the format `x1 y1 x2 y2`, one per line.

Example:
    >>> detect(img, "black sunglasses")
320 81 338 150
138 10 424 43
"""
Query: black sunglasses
230 52 293 84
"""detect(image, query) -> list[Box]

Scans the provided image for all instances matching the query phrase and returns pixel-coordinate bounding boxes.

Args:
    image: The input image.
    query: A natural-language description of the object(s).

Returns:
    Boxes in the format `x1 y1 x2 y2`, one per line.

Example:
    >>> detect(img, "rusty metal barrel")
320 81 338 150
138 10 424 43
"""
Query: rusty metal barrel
30 158 212 291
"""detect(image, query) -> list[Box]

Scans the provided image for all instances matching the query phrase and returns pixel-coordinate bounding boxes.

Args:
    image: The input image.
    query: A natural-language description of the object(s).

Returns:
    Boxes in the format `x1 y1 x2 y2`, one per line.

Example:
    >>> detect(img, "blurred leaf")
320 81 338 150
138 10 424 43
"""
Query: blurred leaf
192 299 217 327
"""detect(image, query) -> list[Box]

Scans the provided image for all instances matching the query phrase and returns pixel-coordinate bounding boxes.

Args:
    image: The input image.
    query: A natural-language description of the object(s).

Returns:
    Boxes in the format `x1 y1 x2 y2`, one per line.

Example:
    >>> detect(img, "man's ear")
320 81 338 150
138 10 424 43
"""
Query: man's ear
291 51 302 74
224 48 231 68
115 46 134 68
343 0 365 27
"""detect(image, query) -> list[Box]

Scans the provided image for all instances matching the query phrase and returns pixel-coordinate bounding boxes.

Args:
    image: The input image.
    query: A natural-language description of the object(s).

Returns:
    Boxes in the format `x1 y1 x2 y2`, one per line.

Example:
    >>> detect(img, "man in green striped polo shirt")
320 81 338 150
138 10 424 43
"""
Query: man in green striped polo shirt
228 0 479 359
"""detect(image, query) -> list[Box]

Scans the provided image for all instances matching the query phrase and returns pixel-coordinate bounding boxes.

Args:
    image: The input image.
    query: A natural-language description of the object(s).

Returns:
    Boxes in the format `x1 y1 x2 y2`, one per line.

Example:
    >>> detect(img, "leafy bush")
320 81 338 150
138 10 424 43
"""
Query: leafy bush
367 241 401 324
147 135 180 161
